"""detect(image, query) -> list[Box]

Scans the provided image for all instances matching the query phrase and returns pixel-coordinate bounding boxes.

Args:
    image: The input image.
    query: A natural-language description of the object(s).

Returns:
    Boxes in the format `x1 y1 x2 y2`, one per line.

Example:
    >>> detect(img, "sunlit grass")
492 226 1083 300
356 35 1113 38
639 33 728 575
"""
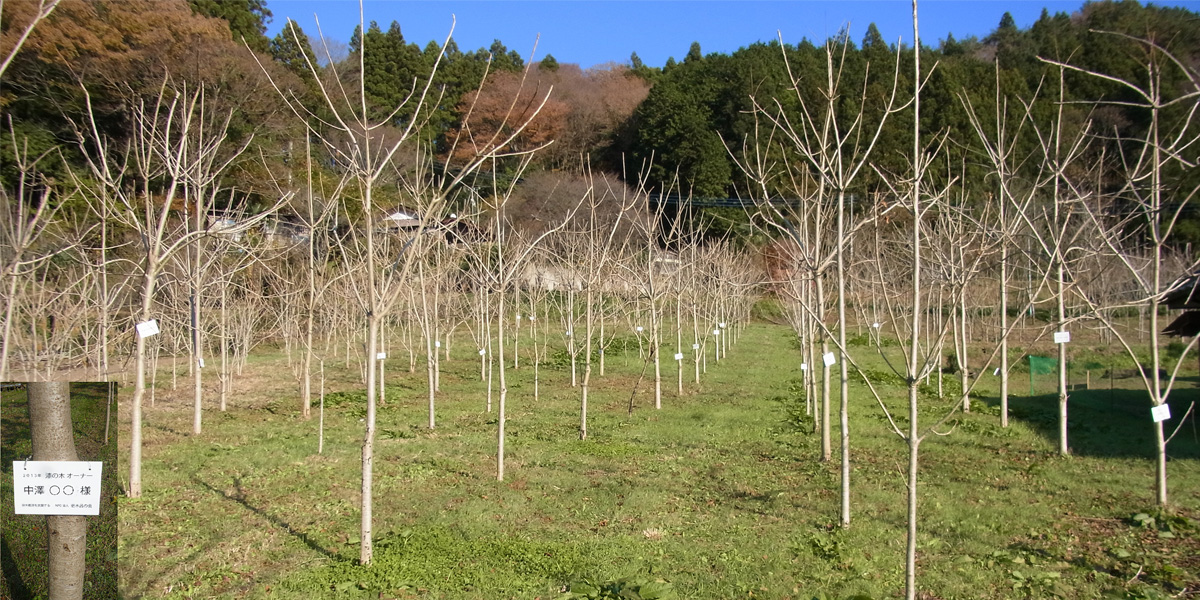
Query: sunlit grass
115 318 1199 599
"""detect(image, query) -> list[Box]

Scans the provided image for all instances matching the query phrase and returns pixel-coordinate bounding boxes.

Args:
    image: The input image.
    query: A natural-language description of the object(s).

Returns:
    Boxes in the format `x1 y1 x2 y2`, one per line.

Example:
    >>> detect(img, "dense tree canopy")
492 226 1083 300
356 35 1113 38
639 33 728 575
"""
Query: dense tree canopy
2 0 1198 241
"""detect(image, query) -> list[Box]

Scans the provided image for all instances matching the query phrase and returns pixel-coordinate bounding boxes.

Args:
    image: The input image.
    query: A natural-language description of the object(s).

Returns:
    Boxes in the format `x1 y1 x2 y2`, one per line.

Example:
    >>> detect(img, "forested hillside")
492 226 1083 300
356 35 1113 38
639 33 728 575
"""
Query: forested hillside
3 0 1198 240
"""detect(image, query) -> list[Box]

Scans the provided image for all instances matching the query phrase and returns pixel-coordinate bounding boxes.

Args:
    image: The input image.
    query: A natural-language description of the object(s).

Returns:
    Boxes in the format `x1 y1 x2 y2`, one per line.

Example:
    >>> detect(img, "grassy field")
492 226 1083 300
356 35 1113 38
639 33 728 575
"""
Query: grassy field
110 317 1200 599
1 382 121 600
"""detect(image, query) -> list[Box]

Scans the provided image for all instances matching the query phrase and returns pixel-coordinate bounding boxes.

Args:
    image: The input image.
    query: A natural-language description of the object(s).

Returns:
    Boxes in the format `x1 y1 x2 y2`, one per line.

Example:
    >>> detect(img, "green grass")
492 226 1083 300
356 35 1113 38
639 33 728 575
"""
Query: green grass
1 382 120 600
114 319 1199 599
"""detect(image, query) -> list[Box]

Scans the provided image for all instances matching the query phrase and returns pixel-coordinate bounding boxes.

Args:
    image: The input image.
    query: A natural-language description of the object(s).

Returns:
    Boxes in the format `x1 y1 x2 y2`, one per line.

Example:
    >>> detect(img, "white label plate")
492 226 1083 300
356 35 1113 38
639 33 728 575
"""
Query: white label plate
136 320 159 338
13 461 103 516
1152 403 1171 423
1054 331 1070 344
674 353 684 360
823 352 836 366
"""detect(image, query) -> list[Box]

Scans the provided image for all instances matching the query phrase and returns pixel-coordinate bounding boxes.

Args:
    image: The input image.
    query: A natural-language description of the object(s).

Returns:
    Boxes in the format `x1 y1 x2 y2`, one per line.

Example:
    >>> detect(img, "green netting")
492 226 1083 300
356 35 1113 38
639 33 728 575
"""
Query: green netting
1028 355 1059 395
1029 355 1058 375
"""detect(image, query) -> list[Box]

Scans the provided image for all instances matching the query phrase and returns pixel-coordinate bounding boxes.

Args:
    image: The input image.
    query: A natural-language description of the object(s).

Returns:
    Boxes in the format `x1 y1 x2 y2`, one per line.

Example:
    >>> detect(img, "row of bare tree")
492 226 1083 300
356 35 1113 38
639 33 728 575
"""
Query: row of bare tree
3 3 1198 597
0 24 760 566
735 7 1200 598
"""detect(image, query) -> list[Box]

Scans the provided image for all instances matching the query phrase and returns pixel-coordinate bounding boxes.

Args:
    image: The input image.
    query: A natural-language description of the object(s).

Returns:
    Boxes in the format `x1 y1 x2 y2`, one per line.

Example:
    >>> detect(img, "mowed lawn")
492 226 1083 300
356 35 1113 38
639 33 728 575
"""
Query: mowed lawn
115 319 1200 599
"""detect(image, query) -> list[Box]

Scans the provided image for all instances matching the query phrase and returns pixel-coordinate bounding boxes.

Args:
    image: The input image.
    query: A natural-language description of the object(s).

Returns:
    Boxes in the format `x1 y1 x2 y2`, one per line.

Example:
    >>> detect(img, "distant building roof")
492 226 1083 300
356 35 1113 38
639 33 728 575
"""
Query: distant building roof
1163 272 1200 309
1163 310 1200 337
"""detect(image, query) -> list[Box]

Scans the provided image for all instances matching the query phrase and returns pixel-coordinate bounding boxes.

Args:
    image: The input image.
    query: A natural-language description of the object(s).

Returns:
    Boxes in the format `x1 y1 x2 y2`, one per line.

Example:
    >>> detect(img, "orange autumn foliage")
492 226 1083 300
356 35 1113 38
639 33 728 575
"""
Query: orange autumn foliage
447 62 649 170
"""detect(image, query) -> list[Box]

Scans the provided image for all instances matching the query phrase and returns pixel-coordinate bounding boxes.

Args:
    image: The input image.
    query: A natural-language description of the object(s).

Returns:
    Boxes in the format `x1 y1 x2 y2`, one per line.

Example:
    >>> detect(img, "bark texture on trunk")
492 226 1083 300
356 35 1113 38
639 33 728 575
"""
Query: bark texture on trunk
28 382 87 600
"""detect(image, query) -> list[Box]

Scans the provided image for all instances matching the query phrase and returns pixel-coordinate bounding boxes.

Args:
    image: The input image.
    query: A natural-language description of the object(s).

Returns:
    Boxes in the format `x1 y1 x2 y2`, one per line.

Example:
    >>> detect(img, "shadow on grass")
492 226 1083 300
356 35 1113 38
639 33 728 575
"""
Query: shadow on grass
190 475 337 561
1 535 33 600
145 421 187 438
979 386 1200 459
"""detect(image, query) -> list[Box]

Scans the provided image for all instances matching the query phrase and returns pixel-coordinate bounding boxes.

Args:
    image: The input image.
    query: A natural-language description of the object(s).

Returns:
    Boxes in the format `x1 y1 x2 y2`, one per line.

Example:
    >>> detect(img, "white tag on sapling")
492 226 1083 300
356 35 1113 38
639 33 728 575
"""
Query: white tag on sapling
376 352 387 360
692 343 699 350
801 363 808 371
478 349 486 356
674 353 684 360
1054 331 1071 344
136 320 159 338
823 352 837 366
1152 403 1171 423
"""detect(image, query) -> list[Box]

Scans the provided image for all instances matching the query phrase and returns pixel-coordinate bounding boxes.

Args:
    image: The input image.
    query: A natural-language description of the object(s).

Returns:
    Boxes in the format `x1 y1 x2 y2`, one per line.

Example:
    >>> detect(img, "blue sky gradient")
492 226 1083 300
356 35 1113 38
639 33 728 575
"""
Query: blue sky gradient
264 1 1200 69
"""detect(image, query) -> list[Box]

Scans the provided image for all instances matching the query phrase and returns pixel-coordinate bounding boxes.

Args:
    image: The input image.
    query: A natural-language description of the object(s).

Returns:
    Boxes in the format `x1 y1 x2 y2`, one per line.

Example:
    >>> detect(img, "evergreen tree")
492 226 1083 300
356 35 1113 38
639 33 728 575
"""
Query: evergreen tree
629 51 659 82
985 11 1032 72
271 19 317 83
631 52 731 199
488 39 524 72
862 23 888 55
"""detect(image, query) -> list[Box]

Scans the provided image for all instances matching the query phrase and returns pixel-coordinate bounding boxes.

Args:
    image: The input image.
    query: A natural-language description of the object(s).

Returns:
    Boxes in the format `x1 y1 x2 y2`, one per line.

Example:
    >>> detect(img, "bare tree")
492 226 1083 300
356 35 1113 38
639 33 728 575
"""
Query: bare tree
572 167 638 439
257 13 555 564
1048 35 1200 505
74 80 278 497
0 129 66 381
736 27 903 526
960 67 1048 427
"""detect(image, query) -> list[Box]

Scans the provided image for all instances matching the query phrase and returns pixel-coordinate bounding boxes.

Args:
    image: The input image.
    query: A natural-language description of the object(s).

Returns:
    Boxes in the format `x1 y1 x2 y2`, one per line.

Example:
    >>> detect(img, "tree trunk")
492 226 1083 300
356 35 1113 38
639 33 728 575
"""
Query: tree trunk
191 290 203 435
999 234 1009 428
129 265 158 498
580 287 593 440
497 282 507 480
817 275 831 462
28 381 87 600
420 262 436 429
837 189 851 526
219 282 229 412
1057 260 1068 456
361 314 378 565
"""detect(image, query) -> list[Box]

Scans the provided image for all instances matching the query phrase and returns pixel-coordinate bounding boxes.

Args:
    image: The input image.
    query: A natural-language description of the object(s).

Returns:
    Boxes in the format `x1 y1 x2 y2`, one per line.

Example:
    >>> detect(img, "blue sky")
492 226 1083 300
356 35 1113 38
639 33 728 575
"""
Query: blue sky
264 1 1200 69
